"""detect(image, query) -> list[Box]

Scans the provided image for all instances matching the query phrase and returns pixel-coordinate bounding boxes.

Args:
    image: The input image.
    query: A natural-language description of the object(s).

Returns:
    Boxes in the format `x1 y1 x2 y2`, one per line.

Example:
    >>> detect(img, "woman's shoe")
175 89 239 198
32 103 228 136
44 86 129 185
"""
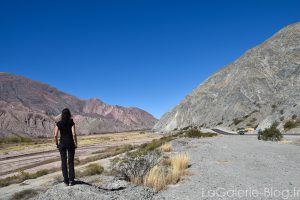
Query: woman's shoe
69 181 75 186
63 181 69 186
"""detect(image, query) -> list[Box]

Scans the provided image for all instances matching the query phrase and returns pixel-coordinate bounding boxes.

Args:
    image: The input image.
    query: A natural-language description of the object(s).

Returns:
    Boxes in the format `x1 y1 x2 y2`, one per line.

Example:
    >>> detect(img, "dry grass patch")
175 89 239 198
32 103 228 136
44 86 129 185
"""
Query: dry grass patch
139 152 190 191
170 153 189 171
0 169 51 187
144 166 167 191
11 189 39 200
76 163 104 177
278 139 293 144
160 143 173 152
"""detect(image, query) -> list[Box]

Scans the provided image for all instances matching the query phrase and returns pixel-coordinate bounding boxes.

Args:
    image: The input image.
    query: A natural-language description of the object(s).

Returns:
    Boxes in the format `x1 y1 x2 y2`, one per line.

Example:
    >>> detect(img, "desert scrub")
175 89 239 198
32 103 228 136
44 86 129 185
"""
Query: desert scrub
184 129 217 138
0 136 32 144
284 119 300 131
111 150 161 182
258 122 283 141
232 118 243 125
160 143 173 152
127 134 180 158
77 163 104 177
144 153 190 191
0 169 50 187
11 189 39 200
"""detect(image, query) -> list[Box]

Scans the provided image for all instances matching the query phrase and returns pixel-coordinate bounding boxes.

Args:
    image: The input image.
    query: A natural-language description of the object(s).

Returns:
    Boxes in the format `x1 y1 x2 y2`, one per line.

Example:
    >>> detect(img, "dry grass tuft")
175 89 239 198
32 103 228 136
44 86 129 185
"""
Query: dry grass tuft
130 176 143 185
144 166 167 191
170 153 189 171
160 143 173 152
135 152 190 191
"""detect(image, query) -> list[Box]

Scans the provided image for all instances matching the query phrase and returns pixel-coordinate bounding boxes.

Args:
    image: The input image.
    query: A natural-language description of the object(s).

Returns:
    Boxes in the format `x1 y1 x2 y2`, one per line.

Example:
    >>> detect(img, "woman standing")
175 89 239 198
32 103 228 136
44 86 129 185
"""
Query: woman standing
54 108 77 186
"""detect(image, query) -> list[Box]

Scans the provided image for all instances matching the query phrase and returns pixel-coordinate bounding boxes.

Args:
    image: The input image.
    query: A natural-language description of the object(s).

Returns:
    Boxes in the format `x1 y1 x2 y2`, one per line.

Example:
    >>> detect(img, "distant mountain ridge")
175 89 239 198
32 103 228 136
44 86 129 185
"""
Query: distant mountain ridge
0 73 157 137
154 22 300 132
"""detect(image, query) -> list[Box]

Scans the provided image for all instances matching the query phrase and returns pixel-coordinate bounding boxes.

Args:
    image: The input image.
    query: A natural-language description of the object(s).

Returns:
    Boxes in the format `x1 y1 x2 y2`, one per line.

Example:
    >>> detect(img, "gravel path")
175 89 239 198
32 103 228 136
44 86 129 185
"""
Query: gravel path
155 135 300 200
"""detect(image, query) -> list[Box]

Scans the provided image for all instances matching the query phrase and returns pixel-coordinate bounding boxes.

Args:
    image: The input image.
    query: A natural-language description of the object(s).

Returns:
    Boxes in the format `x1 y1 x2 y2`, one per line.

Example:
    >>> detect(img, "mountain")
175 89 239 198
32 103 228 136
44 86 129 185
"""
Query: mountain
0 73 157 137
154 22 300 132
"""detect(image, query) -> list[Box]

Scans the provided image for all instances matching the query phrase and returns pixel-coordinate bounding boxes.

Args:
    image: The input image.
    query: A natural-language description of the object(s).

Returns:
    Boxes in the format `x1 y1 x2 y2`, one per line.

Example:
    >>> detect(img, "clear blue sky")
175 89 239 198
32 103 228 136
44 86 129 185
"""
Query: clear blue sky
0 0 299 118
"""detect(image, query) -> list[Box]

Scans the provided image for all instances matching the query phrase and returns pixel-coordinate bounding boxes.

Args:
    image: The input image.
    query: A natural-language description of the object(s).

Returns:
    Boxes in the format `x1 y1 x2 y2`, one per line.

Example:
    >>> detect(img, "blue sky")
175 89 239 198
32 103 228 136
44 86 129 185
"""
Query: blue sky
0 0 299 118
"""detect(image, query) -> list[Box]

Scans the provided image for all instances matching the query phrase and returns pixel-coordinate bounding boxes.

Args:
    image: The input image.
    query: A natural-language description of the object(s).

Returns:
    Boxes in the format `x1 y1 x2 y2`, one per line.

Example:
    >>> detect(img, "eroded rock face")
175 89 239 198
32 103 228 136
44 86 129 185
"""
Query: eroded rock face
0 73 157 137
154 22 300 132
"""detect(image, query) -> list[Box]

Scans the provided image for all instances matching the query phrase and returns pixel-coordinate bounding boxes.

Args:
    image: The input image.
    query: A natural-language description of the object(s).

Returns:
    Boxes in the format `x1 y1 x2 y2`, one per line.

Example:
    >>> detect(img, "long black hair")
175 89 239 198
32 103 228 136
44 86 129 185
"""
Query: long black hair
61 108 72 123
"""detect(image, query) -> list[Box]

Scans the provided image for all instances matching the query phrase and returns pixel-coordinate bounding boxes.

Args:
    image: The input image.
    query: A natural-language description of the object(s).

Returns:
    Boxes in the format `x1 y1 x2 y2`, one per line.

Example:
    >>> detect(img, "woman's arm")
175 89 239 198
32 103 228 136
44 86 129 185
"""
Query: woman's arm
54 125 59 148
72 124 78 148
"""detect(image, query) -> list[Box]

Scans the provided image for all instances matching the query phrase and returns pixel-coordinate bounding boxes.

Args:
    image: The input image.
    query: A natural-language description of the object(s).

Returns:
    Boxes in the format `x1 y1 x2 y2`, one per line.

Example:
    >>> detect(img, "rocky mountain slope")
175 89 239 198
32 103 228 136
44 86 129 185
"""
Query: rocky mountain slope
0 73 157 137
154 22 300 132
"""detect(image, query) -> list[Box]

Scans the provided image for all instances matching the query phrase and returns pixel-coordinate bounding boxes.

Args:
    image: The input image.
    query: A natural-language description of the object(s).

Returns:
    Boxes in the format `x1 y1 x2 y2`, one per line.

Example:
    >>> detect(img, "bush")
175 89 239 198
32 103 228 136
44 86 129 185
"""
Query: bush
0 136 33 144
185 129 217 138
233 118 243 125
0 169 49 187
144 153 190 191
78 163 104 177
160 143 173 152
284 119 300 131
12 189 39 200
112 151 161 181
258 122 283 141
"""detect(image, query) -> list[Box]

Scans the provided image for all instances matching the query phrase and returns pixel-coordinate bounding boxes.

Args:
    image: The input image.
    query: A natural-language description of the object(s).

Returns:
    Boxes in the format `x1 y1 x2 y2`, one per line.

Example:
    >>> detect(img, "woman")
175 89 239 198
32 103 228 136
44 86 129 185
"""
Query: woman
54 108 78 186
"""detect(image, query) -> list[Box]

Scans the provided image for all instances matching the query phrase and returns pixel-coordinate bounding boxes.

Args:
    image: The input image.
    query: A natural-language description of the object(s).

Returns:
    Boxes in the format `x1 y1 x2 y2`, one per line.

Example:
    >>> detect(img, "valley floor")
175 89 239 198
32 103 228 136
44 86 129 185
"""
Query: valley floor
1 134 300 200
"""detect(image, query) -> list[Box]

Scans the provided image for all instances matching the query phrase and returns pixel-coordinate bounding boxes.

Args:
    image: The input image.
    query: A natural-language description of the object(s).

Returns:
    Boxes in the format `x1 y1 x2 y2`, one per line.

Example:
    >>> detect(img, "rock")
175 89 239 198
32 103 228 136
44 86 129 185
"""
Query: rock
98 180 129 191
154 22 300 132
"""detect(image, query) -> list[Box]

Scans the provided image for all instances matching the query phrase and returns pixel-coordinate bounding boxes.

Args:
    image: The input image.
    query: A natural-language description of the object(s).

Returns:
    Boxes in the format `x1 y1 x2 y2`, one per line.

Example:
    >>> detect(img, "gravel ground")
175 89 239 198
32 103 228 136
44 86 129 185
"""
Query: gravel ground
32 175 155 200
2 135 300 200
154 135 300 200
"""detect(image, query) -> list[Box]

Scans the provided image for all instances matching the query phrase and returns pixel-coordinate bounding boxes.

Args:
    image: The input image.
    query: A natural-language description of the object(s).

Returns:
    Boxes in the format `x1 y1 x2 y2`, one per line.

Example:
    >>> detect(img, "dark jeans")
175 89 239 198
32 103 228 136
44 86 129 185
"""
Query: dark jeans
59 145 75 183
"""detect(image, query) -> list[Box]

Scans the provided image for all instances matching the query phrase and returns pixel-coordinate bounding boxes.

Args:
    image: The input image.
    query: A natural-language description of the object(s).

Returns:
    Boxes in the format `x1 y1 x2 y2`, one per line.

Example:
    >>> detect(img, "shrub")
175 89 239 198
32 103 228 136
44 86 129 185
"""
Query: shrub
185 129 217 138
74 157 80 165
0 169 49 187
284 120 300 130
233 118 243 125
160 143 173 152
258 122 282 141
12 189 39 200
112 151 161 181
0 136 32 144
292 114 297 120
78 163 104 177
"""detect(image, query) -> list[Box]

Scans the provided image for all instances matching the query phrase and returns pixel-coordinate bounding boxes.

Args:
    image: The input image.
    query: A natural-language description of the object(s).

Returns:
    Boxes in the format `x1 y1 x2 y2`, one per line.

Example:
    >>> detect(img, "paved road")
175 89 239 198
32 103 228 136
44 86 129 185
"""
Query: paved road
212 128 300 136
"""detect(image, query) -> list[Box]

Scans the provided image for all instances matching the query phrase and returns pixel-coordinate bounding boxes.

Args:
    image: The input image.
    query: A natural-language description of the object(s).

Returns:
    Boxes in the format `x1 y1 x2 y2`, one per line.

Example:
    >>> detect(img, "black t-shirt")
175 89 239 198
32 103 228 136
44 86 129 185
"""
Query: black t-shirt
56 119 75 148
